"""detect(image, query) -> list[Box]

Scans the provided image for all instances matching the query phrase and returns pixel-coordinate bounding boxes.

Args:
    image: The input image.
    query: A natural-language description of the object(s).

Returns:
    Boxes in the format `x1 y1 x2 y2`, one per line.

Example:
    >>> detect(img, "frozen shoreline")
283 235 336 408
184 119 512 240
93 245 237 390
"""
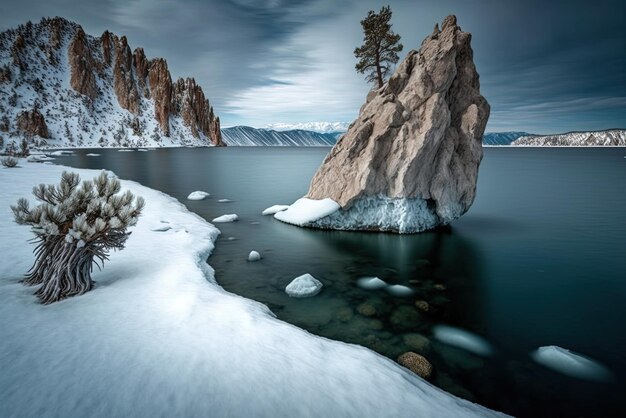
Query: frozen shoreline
0 161 506 418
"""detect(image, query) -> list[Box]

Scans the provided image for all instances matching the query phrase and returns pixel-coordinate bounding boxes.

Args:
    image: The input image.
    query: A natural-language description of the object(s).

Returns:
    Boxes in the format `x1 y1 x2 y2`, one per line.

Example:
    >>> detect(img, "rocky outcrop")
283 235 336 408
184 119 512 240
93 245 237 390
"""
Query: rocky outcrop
68 28 97 100
148 58 172 136
171 77 224 145
512 129 626 146
293 15 489 233
113 36 140 114
0 66 10 83
133 47 149 98
16 109 49 138
101 30 114 65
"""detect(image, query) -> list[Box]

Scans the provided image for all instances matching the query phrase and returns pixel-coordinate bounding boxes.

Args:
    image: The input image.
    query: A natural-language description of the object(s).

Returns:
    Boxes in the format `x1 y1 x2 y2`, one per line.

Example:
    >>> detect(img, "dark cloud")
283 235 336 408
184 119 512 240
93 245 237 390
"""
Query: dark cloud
0 0 624 132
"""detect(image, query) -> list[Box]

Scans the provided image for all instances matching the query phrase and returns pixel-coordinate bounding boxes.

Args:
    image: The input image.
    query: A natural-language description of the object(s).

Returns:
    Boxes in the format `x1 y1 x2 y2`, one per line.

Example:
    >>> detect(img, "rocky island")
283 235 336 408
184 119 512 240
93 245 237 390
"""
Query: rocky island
275 15 490 233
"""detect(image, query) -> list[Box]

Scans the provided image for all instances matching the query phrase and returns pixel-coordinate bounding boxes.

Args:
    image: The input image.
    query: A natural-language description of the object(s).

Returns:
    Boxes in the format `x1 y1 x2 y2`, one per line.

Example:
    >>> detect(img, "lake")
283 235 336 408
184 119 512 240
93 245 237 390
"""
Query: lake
51 146 626 418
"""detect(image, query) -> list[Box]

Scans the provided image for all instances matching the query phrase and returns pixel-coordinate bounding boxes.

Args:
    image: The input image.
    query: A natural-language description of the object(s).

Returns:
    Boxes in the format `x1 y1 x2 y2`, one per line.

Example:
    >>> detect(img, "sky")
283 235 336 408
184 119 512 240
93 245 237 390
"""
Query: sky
0 0 624 134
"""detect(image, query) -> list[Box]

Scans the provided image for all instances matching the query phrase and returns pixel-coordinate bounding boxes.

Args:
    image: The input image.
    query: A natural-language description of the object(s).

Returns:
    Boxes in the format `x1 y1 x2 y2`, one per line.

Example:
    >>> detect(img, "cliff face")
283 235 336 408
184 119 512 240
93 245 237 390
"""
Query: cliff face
279 16 489 233
0 16 224 149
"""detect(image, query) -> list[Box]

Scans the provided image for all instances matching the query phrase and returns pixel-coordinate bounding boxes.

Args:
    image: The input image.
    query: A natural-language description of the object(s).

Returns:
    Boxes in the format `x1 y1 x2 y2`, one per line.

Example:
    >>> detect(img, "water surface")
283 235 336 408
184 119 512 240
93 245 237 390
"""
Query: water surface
52 147 626 417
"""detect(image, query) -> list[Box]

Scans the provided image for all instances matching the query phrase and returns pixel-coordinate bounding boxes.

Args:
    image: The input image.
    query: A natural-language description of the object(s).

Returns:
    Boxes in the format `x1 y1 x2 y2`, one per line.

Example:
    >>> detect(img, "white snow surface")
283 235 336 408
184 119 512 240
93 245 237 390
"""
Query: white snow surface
274 198 340 226
187 191 211 201
262 204 290 215
357 277 387 290
531 346 613 381
433 325 494 357
285 273 324 298
0 161 508 418
212 214 238 223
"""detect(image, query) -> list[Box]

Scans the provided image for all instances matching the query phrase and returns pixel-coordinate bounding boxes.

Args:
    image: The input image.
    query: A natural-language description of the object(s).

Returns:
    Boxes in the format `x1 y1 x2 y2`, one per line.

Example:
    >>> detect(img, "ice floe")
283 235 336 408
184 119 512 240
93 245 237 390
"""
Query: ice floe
531 345 612 381
212 214 238 223
187 191 210 201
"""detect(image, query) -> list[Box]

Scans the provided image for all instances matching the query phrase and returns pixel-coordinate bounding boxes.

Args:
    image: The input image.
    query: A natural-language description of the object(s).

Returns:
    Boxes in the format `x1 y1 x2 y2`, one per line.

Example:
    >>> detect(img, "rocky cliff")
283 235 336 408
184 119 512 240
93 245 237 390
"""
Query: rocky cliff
276 16 489 233
0 17 223 150
512 129 626 146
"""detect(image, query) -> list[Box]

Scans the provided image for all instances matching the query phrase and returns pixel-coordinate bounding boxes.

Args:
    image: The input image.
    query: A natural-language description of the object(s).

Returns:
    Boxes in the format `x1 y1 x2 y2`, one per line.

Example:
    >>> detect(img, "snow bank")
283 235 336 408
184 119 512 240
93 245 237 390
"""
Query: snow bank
0 163 507 418
531 346 612 381
357 277 387 290
262 204 289 215
212 214 238 223
187 191 210 201
274 198 340 226
433 325 493 356
285 273 323 298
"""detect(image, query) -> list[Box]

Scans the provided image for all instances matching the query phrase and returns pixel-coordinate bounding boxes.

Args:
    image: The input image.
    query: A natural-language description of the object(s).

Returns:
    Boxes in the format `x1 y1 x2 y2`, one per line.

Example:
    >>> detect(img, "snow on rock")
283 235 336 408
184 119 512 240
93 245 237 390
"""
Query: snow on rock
212 214 238 223
247 251 262 262
357 277 387 290
187 191 210 201
86 153 101 157
387 284 415 297
531 346 613 381
274 198 340 226
285 274 323 298
262 204 290 215
433 325 493 357
0 163 508 418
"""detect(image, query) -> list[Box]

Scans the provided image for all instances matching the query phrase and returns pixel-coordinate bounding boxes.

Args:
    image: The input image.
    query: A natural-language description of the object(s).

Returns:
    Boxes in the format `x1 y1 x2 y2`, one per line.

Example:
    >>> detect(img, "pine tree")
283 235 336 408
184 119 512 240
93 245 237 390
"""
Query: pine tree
354 5 403 88
11 171 144 304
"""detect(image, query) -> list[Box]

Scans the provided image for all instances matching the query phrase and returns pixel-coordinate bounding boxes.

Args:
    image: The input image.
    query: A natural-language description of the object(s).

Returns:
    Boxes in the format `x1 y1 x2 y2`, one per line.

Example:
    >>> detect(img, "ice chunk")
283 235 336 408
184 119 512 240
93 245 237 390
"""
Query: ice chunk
118 149 135 152
248 251 261 262
262 204 290 215
433 325 493 356
49 150 74 156
187 191 210 201
137 149 149 152
274 198 340 226
285 274 323 298
357 277 387 290
86 153 100 157
218 199 232 203
212 214 238 223
531 346 612 381
386 284 414 296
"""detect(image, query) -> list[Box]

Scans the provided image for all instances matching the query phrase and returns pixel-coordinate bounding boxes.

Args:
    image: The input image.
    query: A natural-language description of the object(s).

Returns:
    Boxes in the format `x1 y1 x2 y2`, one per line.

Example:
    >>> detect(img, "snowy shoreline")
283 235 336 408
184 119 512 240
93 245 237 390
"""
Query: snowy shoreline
0 161 506 417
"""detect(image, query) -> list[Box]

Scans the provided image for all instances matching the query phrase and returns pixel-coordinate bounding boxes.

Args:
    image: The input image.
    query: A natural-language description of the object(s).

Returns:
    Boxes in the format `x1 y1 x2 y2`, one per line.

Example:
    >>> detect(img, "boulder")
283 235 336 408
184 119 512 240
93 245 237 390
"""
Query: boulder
283 15 489 233
397 352 433 378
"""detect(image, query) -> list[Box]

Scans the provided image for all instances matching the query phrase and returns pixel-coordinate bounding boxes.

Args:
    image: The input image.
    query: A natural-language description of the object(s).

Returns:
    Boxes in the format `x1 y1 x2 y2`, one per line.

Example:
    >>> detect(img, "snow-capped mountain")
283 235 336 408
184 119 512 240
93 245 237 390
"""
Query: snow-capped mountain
222 126 337 146
265 122 349 135
0 17 223 152
482 132 532 145
512 129 626 146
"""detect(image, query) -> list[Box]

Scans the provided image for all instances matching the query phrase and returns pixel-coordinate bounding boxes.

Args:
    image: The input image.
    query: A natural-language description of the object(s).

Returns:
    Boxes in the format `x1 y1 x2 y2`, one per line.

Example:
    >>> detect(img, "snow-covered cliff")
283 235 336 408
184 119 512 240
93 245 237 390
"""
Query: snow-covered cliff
222 126 337 146
512 129 625 146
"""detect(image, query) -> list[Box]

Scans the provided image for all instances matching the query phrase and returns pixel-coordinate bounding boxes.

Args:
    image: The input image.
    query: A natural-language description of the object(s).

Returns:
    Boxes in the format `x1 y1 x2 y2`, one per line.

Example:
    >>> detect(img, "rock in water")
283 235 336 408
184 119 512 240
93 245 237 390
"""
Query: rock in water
291 15 489 233
285 274 323 298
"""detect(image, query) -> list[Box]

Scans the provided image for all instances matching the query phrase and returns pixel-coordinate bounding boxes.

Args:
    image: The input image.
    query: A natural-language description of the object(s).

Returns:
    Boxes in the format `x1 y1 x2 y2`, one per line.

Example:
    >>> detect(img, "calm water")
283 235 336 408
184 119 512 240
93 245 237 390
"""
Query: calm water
53 147 626 417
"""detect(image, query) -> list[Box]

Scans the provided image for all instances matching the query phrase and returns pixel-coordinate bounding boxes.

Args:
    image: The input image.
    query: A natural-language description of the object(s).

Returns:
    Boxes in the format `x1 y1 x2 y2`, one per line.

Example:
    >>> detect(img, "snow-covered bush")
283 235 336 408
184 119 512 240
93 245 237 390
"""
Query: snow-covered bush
2 156 18 167
11 171 144 304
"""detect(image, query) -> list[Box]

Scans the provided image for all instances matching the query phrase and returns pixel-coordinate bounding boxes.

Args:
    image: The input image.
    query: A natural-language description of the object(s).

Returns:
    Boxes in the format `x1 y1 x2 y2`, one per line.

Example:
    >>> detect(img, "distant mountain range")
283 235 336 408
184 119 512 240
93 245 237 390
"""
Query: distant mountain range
221 126 337 146
264 122 349 135
222 127 626 147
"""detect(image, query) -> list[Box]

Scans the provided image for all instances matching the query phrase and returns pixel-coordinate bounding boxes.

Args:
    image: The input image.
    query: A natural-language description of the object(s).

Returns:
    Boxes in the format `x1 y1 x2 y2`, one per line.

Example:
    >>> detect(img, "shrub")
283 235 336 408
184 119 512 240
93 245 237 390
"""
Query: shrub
2 156 18 167
11 171 144 304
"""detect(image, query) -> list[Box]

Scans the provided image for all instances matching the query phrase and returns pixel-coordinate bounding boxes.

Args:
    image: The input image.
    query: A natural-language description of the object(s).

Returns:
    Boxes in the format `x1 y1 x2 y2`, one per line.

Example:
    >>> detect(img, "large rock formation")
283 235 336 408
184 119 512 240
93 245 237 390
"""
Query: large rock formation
277 15 489 233
0 17 224 149
68 28 97 100
16 109 49 138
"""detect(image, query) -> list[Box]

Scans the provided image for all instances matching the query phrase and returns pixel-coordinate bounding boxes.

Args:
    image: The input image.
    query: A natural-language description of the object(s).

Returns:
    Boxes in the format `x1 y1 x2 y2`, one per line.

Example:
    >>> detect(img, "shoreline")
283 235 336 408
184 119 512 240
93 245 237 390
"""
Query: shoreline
0 160 507 418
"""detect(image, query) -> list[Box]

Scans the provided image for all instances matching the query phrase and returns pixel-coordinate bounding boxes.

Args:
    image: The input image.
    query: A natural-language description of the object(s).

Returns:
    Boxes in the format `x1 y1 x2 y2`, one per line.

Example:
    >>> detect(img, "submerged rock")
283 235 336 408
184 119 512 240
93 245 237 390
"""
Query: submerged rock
279 15 489 233
397 352 433 379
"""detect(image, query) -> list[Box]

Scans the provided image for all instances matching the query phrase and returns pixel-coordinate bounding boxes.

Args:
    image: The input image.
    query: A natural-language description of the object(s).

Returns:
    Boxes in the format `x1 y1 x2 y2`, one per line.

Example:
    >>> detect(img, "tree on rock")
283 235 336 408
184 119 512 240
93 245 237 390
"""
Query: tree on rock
354 5 403 88
11 171 144 304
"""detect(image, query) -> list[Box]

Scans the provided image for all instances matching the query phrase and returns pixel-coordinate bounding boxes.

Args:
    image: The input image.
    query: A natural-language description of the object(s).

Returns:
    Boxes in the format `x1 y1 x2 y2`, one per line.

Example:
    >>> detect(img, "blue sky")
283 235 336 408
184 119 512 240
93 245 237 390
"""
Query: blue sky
1 0 624 133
